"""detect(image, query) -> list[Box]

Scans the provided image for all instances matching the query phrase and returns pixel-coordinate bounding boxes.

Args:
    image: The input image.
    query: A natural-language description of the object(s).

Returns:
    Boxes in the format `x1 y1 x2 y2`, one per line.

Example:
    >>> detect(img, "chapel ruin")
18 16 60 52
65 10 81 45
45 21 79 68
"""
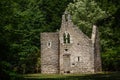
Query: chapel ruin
40 12 102 74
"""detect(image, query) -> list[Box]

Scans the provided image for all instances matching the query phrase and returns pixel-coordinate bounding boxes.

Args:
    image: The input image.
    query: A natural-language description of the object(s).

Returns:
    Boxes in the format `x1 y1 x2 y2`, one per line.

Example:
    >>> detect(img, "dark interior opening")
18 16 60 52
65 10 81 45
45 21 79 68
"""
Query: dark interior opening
64 71 70 73
72 63 75 65
77 43 80 45
65 49 68 51
65 14 68 21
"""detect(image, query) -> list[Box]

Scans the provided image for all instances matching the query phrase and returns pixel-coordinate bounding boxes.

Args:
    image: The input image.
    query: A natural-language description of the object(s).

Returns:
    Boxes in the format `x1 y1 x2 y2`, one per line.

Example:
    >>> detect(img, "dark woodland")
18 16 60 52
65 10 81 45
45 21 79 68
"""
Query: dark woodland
0 0 119 79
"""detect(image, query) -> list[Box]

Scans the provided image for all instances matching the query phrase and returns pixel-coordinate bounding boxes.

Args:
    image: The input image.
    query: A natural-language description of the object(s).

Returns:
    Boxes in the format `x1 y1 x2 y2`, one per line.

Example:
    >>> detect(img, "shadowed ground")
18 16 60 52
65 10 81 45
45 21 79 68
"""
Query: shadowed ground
21 72 120 80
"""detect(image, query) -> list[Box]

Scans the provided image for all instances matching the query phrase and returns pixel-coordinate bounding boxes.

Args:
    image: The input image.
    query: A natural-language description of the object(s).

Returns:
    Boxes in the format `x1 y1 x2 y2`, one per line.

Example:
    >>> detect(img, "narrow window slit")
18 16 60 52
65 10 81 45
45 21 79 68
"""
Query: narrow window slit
78 57 80 62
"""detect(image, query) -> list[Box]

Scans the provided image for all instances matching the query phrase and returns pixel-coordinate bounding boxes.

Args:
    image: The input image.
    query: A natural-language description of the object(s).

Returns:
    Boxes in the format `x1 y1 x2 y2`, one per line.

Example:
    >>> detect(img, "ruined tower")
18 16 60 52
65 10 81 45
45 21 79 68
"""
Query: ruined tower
91 25 102 72
41 33 59 73
40 12 102 74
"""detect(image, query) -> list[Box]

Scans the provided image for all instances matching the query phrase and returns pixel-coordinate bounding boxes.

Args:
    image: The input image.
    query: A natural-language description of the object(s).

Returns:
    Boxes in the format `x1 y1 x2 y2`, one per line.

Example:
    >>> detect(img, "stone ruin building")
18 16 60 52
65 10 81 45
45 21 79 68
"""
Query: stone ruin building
40 12 102 74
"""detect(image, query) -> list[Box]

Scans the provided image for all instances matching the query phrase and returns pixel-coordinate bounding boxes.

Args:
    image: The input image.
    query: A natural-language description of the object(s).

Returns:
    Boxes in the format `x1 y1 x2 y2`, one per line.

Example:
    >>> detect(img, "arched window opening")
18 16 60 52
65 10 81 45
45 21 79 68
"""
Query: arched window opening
63 33 70 44
63 33 66 43
67 33 70 43
47 41 51 48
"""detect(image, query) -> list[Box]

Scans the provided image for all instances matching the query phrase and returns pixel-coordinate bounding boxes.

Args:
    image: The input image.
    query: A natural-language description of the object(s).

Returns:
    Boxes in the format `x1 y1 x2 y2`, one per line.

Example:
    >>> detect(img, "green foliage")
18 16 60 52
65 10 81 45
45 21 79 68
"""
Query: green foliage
102 48 120 71
0 0 44 78
8 0 44 74
42 0 73 31
67 0 120 71
0 0 119 79
95 0 120 71
0 0 73 79
67 0 107 37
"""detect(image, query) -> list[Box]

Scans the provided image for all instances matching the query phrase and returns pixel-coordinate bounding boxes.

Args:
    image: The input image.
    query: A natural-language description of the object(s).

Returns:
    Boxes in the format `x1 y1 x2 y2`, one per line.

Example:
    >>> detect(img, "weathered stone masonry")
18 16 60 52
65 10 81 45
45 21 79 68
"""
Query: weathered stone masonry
41 33 59 73
40 12 102 74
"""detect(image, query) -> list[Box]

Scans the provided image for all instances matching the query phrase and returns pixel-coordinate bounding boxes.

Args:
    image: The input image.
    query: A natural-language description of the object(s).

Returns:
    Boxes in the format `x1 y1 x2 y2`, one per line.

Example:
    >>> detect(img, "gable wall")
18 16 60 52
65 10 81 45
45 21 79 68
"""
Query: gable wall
40 13 102 74
59 19 95 73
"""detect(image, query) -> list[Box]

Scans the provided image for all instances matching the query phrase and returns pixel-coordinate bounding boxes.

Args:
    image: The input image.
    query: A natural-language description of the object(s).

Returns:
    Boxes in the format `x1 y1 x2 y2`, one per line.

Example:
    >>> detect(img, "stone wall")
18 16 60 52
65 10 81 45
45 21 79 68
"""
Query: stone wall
40 12 102 74
41 32 59 74
59 13 95 74
91 25 102 72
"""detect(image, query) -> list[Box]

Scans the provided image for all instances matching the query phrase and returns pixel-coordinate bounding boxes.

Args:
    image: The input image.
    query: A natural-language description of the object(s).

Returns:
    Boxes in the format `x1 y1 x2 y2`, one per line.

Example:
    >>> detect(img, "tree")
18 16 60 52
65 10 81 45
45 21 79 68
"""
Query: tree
9 0 45 73
94 0 120 71
67 0 120 71
67 0 107 37
41 0 73 31
0 0 73 76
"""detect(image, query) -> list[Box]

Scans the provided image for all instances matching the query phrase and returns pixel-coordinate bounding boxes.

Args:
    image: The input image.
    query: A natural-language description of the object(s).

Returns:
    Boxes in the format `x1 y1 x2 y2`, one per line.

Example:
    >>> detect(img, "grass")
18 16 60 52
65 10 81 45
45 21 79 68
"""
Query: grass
22 72 120 80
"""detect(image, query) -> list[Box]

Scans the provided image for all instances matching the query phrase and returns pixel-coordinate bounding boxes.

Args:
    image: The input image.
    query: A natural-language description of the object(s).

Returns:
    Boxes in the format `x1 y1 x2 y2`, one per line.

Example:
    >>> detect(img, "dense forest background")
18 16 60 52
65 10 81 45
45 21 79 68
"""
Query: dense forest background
0 0 119 79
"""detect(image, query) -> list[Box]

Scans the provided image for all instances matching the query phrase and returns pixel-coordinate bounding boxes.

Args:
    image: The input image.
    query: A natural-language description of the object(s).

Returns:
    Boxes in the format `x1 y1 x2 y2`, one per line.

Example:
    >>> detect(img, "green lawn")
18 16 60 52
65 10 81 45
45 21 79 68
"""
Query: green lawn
22 72 120 80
